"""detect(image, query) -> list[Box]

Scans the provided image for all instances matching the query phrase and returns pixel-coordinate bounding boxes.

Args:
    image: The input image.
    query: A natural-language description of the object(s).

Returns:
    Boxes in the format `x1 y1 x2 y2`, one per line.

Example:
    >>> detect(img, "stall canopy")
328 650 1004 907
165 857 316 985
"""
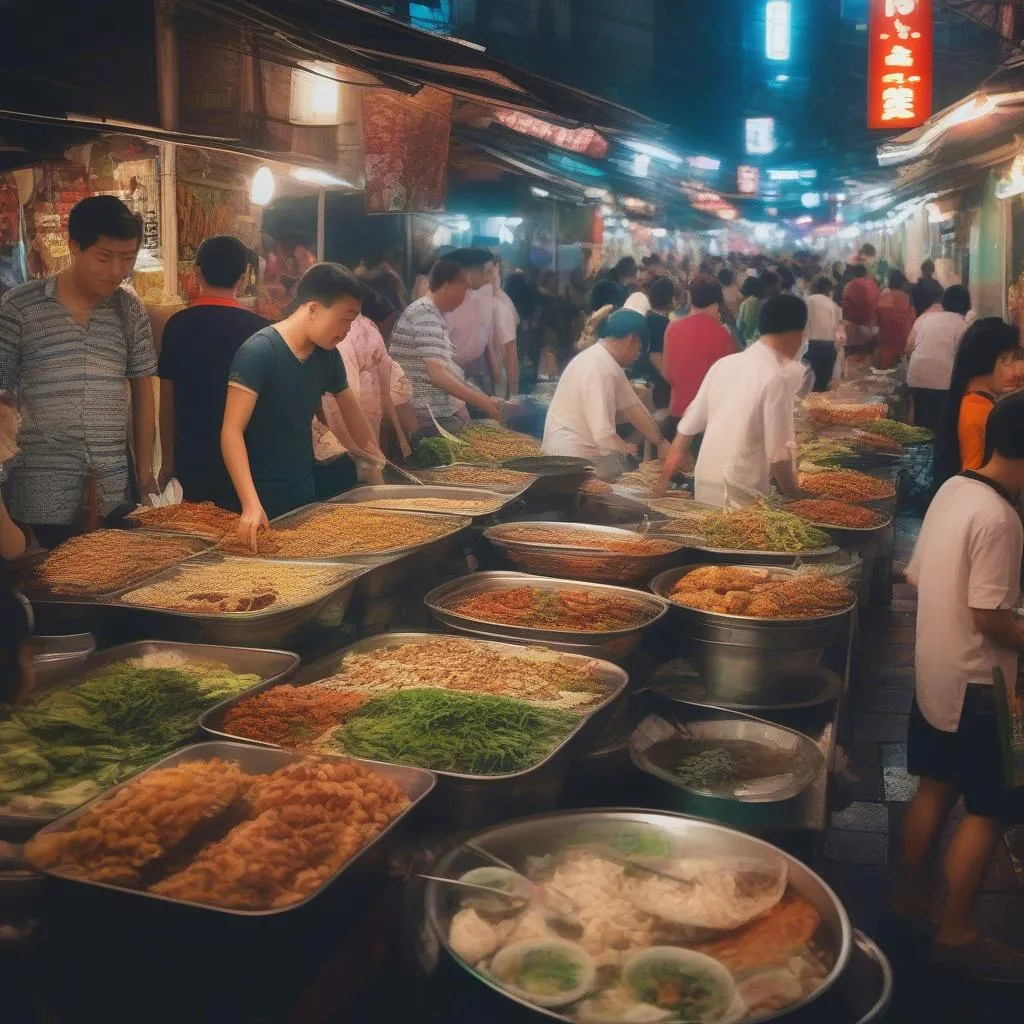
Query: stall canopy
176 0 663 136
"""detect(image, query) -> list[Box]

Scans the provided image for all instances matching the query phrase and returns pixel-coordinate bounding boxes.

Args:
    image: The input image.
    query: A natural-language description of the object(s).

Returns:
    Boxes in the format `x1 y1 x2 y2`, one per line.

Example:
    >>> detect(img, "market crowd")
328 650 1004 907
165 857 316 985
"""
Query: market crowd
3 194 1024 979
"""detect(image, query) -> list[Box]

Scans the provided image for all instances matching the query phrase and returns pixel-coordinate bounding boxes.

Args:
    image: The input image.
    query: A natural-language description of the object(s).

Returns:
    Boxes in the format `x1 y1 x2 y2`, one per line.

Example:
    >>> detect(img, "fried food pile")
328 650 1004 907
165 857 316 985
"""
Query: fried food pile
447 586 654 631
26 757 411 910
131 501 241 539
668 566 853 619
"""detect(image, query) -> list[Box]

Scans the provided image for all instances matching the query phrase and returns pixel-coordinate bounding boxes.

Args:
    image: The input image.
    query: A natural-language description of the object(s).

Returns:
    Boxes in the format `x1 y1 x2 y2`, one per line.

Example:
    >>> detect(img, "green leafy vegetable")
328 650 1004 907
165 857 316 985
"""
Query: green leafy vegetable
410 436 457 468
515 949 580 996
332 688 580 774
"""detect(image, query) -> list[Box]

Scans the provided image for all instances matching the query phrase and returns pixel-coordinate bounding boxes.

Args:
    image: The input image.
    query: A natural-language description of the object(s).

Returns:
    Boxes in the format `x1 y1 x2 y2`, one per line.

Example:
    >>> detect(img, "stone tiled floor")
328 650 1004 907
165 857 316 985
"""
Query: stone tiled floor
822 517 1024 1020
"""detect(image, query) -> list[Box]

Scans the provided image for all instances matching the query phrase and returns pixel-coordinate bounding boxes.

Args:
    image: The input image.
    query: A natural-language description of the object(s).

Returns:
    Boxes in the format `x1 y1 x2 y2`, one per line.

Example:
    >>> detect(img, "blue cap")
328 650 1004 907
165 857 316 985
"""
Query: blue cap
599 308 650 344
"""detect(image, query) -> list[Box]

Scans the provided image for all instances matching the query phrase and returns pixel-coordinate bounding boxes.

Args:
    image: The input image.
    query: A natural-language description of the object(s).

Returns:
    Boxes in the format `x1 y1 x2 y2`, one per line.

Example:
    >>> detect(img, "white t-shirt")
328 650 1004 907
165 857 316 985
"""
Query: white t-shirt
804 293 841 343
542 342 642 462
906 310 968 389
678 341 796 507
623 291 652 315
907 474 1023 732
445 287 491 366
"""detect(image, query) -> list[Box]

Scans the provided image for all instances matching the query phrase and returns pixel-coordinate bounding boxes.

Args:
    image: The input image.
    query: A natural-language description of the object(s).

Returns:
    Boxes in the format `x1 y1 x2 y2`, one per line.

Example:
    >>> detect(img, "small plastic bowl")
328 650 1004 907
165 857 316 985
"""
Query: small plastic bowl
623 946 736 1022
490 937 596 1008
458 867 532 913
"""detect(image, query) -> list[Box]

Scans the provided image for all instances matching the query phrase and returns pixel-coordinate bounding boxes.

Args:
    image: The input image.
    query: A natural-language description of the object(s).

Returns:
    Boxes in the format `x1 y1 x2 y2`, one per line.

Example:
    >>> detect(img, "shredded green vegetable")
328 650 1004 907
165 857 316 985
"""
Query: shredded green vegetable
0 659 259 811
699 505 832 552
332 688 580 774
859 419 932 444
671 748 738 788
410 436 458 468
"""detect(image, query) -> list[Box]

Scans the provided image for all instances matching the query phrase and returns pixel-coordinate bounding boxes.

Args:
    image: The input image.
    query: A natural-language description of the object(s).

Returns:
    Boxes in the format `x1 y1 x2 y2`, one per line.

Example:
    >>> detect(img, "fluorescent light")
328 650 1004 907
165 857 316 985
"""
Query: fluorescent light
801 192 821 209
745 118 775 155
633 153 651 177
291 166 351 188
250 166 275 206
775 74 790 83
766 1 791 62
530 186 550 198
622 140 683 167
688 155 722 172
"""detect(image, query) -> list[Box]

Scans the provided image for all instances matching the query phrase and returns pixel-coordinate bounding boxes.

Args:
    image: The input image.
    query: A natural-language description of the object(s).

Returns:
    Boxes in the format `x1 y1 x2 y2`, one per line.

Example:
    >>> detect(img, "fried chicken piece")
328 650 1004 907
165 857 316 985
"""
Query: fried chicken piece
745 595 783 618
674 566 769 594
671 588 733 613
722 591 752 615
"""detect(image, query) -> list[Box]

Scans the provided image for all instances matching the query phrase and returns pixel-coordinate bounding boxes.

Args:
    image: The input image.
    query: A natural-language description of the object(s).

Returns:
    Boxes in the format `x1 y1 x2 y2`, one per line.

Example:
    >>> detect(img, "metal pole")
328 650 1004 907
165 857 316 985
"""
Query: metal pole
316 188 326 261
552 199 559 288
158 143 178 303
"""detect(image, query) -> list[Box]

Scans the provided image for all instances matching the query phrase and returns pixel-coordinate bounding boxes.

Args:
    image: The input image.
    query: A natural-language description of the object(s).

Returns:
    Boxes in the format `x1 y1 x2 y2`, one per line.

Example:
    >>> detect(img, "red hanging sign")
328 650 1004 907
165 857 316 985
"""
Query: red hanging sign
867 0 933 131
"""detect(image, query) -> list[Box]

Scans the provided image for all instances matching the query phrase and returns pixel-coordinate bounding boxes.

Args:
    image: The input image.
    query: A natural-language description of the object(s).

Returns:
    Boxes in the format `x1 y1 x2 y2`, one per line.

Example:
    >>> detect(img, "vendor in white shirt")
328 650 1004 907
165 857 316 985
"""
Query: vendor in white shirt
543 309 669 474
660 294 806 507
445 248 501 395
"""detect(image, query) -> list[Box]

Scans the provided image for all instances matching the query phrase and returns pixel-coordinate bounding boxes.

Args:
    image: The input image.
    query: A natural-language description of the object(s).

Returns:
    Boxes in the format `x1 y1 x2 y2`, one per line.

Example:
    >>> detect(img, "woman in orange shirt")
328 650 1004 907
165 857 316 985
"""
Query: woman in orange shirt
933 318 1020 490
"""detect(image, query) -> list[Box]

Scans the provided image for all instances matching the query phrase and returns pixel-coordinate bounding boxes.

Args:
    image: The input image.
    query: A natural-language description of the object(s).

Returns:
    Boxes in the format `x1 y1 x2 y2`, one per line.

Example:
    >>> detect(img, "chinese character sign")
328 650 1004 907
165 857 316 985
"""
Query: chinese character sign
867 0 933 130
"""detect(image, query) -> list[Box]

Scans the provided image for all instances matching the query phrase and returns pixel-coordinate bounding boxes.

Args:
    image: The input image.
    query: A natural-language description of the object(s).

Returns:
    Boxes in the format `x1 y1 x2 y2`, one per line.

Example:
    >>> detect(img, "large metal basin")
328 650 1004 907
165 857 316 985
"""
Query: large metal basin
425 571 668 662
26 741 436 915
483 521 685 585
501 456 593 497
651 565 854 703
199 631 629 828
424 809 852 1024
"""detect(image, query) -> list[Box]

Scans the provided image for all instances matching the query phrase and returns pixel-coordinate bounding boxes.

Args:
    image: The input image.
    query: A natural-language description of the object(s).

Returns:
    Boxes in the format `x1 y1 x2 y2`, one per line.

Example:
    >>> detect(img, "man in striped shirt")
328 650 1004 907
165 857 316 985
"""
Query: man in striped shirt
0 196 157 547
389 258 503 432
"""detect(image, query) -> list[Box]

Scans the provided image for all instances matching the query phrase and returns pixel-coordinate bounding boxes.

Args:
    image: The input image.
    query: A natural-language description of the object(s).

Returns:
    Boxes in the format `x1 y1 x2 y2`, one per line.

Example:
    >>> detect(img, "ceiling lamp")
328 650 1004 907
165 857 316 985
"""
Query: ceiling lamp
250 166 276 206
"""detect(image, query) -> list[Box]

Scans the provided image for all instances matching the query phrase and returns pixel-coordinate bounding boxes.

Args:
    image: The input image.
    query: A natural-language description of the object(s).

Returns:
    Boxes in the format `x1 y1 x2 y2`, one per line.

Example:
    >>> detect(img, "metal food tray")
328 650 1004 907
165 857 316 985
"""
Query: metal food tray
415 463 538 495
27 632 96 666
330 484 520 521
199 631 629 826
425 809 852 1022
21 530 213 603
501 456 593 498
107 553 369 648
483 521 686 584
630 711 825 803
786 510 893 537
0 641 300 834
26 741 436 916
261 502 472 566
424 571 668 662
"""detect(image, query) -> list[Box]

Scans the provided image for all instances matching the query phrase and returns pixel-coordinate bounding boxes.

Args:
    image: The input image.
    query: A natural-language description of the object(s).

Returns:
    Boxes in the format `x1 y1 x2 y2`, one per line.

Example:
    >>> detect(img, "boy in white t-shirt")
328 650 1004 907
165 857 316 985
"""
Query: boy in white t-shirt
894 390 1024 980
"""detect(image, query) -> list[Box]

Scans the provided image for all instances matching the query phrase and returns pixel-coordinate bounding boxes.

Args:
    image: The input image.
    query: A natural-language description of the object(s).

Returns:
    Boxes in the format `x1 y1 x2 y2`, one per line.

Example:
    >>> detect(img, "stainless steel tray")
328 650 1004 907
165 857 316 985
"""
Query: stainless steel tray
107 554 368 648
785 510 893 536
26 741 436 915
425 571 668 658
415 463 538 495
264 502 472 565
630 711 824 803
21 530 213 602
483 521 686 584
425 809 852 1022
199 631 628 825
27 632 96 666
1 641 300 833
331 484 518 520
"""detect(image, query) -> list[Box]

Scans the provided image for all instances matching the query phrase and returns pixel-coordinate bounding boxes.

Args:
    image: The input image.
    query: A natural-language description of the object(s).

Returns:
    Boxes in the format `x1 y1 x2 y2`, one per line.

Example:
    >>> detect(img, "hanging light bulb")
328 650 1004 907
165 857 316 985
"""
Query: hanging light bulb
250 166 276 206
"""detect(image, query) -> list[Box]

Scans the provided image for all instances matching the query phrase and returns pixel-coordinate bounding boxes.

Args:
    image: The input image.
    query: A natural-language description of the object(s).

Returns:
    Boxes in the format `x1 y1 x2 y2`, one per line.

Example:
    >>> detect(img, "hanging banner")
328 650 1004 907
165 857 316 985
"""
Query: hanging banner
362 86 452 214
868 0 933 130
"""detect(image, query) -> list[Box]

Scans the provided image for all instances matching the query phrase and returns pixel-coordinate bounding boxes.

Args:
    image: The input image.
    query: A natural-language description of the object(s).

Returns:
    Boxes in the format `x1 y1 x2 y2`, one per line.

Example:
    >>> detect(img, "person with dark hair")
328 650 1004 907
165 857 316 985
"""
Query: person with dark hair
875 269 916 370
0 195 155 548
609 256 638 306
223 263 385 546
717 267 742 322
543 310 668 471
907 284 972 430
638 276 676 411
389 258 502 434
443 248 500 393
662 295 808 505
736 275 764 345
662 275 734 427
911 274 944 318
804 274 842 390
932 318 1020 489
589 278 623 313
896 388 1024 981
158 236 268 509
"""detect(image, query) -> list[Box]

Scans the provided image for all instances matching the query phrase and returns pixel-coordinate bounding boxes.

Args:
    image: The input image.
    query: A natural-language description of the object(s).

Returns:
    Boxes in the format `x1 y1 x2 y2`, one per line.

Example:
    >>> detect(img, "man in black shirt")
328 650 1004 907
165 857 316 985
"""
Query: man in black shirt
643 275 675 412
158 236 268 509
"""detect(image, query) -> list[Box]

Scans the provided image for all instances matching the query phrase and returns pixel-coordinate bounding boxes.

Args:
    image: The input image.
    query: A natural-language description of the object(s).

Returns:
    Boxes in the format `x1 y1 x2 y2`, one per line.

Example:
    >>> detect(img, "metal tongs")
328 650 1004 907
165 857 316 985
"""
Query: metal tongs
426 403 469 446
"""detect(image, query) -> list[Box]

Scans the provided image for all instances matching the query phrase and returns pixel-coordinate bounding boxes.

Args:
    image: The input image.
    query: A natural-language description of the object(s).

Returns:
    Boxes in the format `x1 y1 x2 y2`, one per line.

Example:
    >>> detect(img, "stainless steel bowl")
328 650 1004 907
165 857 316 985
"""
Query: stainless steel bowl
199 631 629 827
483 521 685 585
650 565 854 703
630 712 824 803
425 571 669 662
27 741 436 915
425 809 852 1023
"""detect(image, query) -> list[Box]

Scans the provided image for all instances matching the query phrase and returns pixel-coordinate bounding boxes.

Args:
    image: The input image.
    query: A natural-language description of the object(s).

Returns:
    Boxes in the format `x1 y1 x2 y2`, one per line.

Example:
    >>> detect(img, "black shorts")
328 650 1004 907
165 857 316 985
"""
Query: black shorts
907 685 1024 823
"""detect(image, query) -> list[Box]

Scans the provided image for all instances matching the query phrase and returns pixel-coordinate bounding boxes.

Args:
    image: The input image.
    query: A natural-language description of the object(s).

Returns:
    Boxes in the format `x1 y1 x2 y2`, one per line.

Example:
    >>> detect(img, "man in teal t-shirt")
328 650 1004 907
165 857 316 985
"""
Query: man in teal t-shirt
223 263 384 547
